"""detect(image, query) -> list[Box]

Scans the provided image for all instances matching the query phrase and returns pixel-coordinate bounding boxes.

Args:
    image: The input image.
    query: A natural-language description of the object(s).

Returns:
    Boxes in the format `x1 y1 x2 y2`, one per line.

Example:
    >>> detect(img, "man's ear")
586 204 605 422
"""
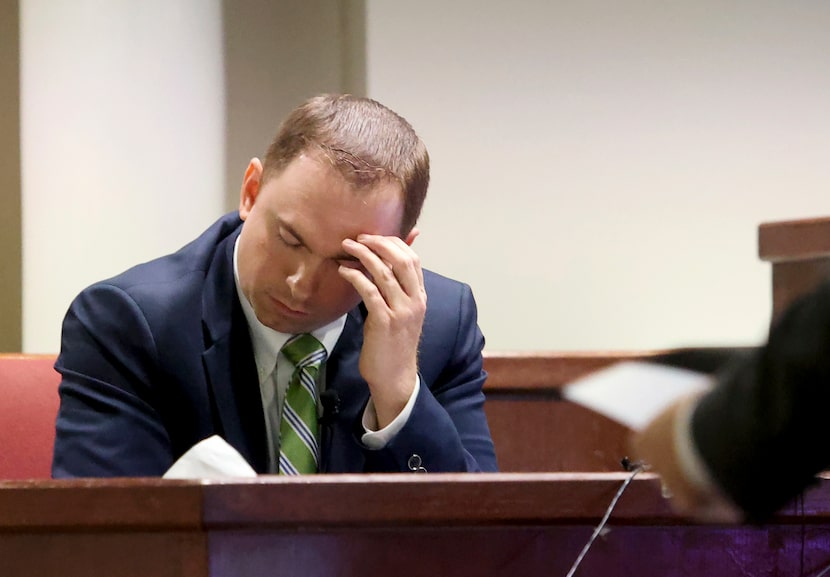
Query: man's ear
404 227 420 246
239 158 264 220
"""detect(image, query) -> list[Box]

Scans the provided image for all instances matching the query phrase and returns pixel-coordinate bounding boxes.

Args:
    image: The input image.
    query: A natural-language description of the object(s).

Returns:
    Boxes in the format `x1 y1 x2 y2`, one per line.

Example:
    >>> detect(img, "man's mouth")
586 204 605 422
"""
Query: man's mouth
271 296 309 317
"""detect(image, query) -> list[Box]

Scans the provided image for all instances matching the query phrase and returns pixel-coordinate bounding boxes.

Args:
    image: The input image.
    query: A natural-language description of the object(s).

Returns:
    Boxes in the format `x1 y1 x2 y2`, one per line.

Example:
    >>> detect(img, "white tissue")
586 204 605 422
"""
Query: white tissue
163 435 257 479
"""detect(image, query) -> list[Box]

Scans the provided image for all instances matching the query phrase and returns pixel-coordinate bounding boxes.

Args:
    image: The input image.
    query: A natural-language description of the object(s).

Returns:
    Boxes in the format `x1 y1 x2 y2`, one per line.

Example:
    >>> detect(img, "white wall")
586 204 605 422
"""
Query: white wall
21 1 830 354
366 0 830 351
19 0 361 354
21 0 226 353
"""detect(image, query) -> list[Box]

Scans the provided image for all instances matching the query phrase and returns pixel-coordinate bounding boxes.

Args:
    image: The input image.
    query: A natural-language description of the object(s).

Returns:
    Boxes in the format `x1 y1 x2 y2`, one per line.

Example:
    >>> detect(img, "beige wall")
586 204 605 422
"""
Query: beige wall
222 0 366 209
19 0 366 353
0 0 21 352
366 0 830 351
21 1 830 354
21 0 227 353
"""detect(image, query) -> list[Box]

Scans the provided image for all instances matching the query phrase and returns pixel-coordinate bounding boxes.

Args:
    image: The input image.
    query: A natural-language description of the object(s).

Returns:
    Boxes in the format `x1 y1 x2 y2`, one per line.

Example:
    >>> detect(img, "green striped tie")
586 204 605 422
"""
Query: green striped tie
278 334 327 475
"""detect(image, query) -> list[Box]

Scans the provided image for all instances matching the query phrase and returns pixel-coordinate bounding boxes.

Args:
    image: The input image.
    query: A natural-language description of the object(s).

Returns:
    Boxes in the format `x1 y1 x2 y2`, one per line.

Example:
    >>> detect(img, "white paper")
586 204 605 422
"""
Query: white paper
561 361 713 431
163 435 257 479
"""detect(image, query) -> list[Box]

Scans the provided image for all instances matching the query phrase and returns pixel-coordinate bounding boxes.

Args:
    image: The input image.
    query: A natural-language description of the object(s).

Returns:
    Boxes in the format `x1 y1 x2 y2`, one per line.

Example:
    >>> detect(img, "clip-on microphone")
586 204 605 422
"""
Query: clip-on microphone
319 389 340 426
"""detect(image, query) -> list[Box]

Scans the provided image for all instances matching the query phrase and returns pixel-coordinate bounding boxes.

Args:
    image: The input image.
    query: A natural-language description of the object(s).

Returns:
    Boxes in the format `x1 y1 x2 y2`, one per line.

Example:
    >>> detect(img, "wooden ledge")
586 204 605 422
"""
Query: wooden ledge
2 475 828 533
759 216 830 263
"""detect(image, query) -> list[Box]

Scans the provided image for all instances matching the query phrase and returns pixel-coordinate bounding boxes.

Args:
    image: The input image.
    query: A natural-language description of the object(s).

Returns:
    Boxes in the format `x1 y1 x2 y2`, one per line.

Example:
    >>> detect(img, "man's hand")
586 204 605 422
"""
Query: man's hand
338 233 426 428
630 394 743 523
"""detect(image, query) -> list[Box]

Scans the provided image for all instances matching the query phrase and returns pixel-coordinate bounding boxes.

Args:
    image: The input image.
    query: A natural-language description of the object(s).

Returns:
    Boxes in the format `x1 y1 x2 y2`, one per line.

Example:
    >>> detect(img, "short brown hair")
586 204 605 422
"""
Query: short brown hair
262 94 430 235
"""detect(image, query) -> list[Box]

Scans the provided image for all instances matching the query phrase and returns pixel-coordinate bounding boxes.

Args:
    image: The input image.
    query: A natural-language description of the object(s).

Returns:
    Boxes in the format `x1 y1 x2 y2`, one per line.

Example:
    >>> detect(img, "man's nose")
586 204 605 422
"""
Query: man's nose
286 259 321 301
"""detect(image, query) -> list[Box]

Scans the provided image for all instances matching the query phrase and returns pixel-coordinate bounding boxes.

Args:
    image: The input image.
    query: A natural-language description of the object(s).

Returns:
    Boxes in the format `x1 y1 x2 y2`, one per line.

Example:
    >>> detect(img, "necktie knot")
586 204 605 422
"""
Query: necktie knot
281 333 327 370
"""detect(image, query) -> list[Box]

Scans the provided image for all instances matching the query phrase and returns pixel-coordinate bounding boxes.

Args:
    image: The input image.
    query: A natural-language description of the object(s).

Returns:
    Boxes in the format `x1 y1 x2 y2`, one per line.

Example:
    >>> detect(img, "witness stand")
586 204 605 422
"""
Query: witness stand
3 215 830 576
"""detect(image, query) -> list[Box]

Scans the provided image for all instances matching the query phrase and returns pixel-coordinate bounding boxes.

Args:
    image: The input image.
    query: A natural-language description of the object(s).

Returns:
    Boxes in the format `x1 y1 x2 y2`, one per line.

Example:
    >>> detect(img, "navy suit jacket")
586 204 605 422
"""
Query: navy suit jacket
52 213 498 477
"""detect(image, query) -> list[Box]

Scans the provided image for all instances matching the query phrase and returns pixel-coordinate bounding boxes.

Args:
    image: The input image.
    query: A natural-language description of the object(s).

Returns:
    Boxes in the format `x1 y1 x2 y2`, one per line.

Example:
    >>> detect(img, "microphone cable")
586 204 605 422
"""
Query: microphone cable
562 460 830 577
564 459 646 577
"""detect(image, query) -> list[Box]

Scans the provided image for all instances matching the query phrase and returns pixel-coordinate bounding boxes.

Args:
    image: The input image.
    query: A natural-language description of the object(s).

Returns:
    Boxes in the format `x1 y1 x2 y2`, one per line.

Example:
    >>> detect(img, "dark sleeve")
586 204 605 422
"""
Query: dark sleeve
691 281 830 521
362 283 498 473
52 284 175 477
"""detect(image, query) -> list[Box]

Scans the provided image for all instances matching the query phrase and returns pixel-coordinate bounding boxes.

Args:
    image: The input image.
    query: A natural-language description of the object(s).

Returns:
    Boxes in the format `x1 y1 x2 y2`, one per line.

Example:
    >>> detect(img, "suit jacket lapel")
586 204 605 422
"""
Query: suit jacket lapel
200 228 269 473
321 304 371 472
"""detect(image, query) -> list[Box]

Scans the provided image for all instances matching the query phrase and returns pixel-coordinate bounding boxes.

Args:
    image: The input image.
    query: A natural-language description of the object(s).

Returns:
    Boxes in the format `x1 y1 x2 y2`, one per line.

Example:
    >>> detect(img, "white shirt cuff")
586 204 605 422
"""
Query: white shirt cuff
360 377 420 449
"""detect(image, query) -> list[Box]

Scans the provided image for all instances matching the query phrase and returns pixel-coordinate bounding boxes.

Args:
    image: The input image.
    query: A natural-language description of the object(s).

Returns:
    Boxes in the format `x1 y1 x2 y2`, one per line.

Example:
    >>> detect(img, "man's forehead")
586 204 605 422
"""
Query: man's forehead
266 163 404 241
274 217 361 261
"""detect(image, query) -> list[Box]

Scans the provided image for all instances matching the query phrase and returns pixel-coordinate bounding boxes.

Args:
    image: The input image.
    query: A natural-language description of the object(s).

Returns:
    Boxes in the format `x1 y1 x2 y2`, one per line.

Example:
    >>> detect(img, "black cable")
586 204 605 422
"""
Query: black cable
799 492 806 576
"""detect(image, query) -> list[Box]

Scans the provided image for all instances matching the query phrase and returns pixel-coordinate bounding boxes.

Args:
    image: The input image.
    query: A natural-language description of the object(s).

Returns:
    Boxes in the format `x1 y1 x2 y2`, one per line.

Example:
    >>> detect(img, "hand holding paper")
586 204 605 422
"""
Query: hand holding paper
562 359 743 522
561 361 712 431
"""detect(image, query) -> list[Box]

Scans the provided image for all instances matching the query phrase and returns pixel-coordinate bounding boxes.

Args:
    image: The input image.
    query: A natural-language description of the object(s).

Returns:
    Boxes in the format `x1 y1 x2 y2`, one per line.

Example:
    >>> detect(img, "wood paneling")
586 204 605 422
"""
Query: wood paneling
1 476 829 577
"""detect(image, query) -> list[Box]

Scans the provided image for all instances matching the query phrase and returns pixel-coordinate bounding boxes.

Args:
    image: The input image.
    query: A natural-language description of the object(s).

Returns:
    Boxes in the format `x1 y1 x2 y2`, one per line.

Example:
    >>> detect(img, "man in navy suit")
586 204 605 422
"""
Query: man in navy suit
52 94 498 477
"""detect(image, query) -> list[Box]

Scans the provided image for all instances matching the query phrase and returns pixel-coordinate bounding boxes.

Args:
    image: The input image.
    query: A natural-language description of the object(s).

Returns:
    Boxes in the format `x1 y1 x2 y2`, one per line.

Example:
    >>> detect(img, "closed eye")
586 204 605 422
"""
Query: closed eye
278 227 303 248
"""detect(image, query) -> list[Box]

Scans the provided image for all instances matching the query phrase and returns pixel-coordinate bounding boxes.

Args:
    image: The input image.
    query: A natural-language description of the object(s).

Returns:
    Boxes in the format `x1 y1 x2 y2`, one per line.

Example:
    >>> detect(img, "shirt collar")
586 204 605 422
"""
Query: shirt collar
233 237 346 384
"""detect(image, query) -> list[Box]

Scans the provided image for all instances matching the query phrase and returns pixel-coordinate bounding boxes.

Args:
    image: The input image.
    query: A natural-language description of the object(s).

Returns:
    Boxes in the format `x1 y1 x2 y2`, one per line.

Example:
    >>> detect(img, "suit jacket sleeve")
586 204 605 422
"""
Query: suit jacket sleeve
52 283 175 477
691 280 830 520
360 281 498 473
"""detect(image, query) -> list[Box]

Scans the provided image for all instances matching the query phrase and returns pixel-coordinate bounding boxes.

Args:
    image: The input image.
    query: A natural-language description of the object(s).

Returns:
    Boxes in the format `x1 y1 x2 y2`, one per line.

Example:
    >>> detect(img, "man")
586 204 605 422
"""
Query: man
631 280 830 522
52 94 498 477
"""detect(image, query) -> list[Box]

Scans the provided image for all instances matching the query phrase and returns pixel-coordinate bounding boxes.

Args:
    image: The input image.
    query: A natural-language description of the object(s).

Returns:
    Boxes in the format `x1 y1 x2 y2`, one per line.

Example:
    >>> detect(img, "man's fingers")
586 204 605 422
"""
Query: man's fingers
338 265 387 310
342 236 424 303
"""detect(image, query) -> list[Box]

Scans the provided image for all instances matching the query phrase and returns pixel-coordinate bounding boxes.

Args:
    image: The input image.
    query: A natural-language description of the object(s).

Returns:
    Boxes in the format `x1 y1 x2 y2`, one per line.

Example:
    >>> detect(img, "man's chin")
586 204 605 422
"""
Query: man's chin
257 310 329 335
253 298 351 334
262 316 316 335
